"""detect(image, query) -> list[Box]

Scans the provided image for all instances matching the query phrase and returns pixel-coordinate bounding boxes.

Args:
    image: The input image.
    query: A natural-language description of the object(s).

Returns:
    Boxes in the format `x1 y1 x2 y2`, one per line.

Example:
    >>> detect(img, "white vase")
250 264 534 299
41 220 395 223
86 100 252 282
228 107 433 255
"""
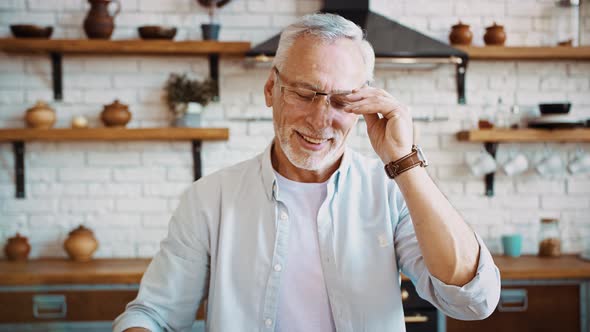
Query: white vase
172 102 202 127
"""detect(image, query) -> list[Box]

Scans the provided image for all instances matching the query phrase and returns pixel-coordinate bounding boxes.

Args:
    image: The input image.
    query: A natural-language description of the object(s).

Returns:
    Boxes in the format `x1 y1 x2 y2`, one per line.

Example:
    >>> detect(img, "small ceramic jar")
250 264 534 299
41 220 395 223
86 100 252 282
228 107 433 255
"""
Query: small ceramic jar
100 99 131 127
25 101 56 129
449 21 473 45
484 22 506 46
64 225 99 262
71 115 89 129
4 233 31 261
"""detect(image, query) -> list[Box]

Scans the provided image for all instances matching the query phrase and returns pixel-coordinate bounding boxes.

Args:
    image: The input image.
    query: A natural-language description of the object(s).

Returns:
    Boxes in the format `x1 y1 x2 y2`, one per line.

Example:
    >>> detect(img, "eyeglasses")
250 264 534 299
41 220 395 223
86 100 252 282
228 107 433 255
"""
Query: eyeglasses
273 67 365 111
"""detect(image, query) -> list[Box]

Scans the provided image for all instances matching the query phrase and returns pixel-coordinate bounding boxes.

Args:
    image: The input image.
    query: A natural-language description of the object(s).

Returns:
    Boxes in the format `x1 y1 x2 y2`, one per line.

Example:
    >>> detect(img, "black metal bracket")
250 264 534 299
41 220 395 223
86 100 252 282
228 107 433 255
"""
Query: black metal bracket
50 52 63 101
208 53 220 101
192 140 202 181
47 52 221 102
8 140 204 198
13 141 25 199
484 142 498 197
456 57 467 105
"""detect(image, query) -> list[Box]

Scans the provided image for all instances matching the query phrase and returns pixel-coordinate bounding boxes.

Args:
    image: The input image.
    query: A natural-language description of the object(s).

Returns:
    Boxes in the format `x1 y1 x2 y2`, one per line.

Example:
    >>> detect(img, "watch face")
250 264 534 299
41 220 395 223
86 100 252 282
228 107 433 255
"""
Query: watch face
416 146 428 166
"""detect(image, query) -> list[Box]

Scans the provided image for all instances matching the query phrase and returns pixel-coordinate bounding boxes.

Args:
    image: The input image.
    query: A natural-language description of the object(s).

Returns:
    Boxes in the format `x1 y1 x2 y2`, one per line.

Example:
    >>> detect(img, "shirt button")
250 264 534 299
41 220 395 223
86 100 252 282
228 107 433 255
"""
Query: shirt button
274 264 282 272
280 212 288 220
265 318 273 327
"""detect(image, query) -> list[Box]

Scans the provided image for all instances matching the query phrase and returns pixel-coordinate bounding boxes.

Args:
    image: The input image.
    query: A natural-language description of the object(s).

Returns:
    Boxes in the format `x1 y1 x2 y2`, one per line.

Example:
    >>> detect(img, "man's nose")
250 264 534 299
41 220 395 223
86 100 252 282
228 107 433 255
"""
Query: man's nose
306 95 332 129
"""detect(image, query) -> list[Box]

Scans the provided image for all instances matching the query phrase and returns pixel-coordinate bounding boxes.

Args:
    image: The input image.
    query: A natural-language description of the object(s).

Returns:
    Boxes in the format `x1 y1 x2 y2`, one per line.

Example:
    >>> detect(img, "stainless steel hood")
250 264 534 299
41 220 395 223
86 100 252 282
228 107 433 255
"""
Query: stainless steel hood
246 0 469 104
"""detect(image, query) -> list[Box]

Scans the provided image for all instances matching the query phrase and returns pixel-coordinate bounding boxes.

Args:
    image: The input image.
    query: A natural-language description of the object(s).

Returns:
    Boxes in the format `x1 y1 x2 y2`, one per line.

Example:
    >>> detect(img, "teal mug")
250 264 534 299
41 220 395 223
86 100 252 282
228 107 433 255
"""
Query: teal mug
501 234 522 257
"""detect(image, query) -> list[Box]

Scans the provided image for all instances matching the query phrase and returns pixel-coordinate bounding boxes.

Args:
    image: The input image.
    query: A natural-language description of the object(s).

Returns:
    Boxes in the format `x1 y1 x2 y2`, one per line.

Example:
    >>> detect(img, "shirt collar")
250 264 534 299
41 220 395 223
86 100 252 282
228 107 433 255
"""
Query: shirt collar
259 140 353 201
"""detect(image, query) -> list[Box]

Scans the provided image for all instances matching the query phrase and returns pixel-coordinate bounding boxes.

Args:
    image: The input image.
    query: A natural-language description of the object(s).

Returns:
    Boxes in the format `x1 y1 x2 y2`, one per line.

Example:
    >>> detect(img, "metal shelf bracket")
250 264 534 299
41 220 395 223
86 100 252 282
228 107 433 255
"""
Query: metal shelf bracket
484 142 498 197
13 141 25 198
192 140 202 181
50 52 63 101
456 58 468 105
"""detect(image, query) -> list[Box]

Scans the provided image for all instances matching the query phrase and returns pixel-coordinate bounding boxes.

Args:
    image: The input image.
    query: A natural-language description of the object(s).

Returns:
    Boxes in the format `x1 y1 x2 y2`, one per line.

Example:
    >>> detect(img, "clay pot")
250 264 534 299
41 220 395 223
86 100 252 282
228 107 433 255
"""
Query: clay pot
64 225 98 262
83 0 121 39
25 101 56 129
484 22 506 46
449 21 473 45
4 233 31 261
101 99 131 127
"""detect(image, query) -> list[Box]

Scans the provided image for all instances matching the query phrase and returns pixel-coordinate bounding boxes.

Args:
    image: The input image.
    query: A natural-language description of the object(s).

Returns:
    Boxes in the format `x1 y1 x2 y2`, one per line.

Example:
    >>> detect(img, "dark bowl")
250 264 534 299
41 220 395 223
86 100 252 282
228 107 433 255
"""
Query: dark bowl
10 24 53 39
138 26 177 40
539 103 571 115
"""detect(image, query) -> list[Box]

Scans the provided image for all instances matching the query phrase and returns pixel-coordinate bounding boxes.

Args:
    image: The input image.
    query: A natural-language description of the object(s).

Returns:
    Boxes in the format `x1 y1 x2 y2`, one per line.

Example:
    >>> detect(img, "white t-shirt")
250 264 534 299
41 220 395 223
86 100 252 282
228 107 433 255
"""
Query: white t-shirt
274 170 336 332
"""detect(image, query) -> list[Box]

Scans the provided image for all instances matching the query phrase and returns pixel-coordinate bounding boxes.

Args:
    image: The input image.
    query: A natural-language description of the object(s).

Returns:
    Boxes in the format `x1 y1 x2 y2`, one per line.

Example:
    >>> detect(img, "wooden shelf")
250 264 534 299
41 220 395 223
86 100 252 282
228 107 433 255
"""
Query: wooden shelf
0 38 251 55
457 129 590 143
2 255 588 286
456 46 590 60
458 128 590 196
0 38 251 101
0 127 229 198
0 127 229 142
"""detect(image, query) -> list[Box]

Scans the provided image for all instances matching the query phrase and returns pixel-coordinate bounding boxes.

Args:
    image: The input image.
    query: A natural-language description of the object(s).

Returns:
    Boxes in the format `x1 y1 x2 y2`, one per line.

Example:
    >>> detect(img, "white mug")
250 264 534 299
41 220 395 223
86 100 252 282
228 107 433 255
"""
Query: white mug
502 153 529 176
467 150 497 176
535 154 564 177
568 153 590 175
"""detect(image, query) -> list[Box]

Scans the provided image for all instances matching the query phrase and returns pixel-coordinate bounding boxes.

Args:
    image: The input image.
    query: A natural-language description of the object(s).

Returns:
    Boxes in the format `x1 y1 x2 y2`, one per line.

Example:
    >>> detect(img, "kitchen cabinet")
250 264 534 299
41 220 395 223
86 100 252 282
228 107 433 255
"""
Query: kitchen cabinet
0 285 207 332
2 256 590 331
447 282 583 332
401 280 444 332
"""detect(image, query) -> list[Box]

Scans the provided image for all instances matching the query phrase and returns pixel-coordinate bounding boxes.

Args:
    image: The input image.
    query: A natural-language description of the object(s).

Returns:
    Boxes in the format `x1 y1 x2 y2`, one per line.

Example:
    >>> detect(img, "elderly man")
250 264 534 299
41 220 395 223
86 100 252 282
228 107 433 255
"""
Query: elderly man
114 13 500 332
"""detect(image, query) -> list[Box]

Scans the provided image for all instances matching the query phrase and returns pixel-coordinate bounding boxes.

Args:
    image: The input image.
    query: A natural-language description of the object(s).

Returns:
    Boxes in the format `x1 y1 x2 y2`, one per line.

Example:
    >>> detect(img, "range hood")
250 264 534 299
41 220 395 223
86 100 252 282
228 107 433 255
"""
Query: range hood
246 0 469 104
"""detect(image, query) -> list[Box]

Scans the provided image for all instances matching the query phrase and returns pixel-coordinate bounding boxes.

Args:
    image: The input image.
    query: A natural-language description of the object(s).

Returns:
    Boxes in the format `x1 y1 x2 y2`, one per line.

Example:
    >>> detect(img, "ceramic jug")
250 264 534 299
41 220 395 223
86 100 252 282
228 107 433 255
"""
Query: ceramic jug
449 21 473 45
25 101 56 129
4 233 31 261
83 0 121 39
64 225 99 262
484 22 506 46
101 99 131 127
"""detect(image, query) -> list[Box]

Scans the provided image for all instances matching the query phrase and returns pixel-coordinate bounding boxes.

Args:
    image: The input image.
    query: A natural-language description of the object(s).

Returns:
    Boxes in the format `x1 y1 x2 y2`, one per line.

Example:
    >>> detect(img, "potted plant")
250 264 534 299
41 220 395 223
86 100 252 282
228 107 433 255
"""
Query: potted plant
165 73 218 127
197 0 231 40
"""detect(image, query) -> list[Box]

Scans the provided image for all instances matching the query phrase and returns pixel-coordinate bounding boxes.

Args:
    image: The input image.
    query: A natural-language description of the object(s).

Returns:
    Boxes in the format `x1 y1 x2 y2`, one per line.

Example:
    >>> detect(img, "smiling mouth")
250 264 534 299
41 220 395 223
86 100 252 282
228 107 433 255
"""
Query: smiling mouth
296 131 331 145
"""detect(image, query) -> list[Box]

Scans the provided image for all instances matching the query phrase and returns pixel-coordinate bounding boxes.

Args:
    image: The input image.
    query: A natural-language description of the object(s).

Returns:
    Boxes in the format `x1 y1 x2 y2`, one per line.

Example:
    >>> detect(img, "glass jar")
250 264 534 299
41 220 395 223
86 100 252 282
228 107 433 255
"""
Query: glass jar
552 0 580 46
538 218 561 257
494 97 511 129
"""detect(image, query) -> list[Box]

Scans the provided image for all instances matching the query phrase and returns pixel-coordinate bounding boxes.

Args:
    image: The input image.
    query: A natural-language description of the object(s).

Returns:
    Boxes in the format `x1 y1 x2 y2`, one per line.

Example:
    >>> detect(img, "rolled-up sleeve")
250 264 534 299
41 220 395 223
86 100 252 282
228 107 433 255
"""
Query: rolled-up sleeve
394 211 501 321
113 183 211 332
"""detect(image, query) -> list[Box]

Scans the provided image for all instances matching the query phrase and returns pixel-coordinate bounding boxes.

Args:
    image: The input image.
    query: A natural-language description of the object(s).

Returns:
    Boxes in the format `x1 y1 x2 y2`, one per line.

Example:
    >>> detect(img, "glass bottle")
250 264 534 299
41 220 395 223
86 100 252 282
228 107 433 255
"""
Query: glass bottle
538 218 561 257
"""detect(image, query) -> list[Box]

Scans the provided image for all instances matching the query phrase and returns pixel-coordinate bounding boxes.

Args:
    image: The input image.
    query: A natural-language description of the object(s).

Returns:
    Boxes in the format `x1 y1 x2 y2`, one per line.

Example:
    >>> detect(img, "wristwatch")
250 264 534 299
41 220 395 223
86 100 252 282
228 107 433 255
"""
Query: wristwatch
384 145 428 179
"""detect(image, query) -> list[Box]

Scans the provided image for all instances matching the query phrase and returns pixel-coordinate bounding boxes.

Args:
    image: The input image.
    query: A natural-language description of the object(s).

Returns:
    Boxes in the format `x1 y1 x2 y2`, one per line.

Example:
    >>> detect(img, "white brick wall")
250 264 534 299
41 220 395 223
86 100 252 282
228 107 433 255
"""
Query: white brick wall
1 0 589 258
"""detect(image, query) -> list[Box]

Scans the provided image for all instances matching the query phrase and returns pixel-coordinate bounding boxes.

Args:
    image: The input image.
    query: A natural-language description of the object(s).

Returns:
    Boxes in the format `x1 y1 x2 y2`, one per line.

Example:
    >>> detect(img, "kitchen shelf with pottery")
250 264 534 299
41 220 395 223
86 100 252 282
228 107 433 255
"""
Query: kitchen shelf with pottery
448 20 590 61
0 100 229 199
2 0 247 101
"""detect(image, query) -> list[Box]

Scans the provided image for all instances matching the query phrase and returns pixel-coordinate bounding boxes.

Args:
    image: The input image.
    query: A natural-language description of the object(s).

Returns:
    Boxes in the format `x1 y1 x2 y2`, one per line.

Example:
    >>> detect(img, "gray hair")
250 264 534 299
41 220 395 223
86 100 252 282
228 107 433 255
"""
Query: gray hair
272 13 375 82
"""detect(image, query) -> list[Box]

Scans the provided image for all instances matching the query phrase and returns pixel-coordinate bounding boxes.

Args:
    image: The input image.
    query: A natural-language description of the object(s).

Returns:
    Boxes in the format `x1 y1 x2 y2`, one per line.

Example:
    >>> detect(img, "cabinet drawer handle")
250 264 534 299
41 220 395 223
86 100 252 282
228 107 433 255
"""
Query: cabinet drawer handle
401 289 409 301
498 289 528 312
33 294 67 319
404 314 428 323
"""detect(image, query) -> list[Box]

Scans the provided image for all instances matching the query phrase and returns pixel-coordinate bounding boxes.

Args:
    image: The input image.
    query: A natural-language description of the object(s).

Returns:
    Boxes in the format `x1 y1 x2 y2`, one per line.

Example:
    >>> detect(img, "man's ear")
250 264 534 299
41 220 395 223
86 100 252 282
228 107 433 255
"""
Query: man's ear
263 72 275 107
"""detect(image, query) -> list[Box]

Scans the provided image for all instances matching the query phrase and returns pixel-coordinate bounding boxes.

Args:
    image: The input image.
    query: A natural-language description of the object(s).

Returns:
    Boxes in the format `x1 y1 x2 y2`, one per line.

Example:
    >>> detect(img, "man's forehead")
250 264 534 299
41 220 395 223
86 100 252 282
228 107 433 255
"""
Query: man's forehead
280 37 367 90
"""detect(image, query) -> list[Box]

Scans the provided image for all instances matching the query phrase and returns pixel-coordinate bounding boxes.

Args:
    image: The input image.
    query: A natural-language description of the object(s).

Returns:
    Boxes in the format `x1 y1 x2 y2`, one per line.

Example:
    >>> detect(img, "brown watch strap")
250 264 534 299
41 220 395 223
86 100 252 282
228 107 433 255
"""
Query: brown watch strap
384 149 424 179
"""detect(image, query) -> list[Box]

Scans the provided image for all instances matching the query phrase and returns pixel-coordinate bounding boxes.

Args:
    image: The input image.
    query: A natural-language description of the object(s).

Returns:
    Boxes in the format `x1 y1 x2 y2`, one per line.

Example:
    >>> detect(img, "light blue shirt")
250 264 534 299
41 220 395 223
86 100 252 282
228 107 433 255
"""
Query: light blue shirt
113 143 501 332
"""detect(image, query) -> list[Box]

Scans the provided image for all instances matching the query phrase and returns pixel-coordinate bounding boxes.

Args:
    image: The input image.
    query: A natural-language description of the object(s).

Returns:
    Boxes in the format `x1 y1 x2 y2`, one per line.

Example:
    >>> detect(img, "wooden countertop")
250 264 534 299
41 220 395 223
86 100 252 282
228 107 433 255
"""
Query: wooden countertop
1 255 590 286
